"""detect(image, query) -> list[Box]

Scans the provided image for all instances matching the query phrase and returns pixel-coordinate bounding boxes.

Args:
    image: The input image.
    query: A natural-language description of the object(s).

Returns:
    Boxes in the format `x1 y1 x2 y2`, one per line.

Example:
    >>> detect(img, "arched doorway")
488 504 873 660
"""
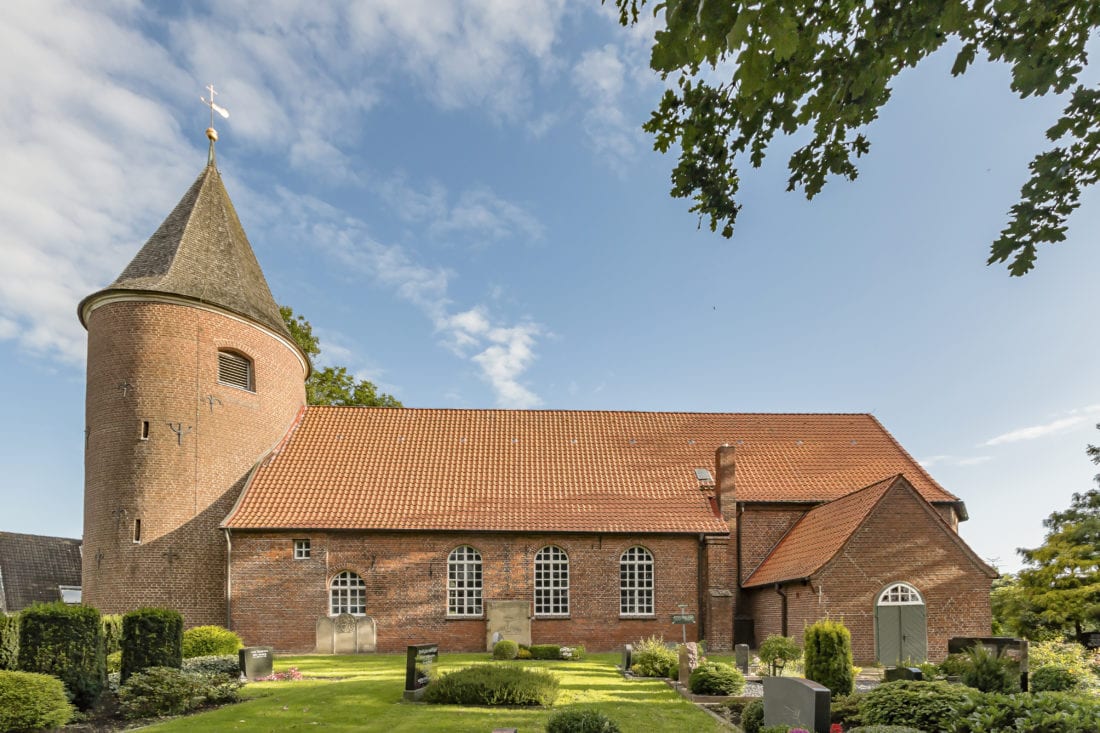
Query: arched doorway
875 582 927 665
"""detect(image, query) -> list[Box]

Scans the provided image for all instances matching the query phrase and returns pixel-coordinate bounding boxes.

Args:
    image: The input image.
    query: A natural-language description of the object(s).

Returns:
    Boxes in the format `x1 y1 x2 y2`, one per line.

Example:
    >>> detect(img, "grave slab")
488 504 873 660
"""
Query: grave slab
763 676 831 733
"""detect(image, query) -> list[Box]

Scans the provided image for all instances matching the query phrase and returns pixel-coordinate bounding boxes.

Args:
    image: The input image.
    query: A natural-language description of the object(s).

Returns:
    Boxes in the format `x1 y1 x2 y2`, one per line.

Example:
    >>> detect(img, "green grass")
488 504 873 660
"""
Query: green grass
142 652 725 732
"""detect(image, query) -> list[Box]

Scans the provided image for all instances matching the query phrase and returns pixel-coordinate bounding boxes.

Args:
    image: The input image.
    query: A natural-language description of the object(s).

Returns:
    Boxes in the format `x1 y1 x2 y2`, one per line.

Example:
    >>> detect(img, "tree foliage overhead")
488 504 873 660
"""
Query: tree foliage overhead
1014 425 1100 637
612 0 1100 275
281 306 402 408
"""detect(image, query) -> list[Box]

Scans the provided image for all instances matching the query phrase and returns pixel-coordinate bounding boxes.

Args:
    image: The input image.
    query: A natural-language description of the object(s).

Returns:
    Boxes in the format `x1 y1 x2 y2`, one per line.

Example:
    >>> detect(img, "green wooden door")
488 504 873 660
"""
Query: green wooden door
876 603 927 665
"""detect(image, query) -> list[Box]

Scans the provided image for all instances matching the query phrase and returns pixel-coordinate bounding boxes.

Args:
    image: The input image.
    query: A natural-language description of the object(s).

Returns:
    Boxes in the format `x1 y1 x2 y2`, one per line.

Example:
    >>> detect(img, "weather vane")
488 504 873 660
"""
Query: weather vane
200 83 230 164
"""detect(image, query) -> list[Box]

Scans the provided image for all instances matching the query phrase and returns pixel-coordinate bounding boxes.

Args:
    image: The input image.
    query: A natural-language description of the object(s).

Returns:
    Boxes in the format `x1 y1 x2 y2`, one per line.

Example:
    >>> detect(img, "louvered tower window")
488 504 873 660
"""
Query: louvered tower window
217 350 254 391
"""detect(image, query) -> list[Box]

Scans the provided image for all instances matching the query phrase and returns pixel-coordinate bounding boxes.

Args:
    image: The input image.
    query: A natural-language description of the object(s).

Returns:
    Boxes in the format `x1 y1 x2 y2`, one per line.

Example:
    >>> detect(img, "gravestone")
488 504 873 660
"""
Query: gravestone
678 641 699 685
404 643 439 701
621 644 633 672
763 677 831 733
1080 632 1100 650
315 614 377 654
238 646 274 680
885 667 923 682
484 600 531 651
735 643 750 674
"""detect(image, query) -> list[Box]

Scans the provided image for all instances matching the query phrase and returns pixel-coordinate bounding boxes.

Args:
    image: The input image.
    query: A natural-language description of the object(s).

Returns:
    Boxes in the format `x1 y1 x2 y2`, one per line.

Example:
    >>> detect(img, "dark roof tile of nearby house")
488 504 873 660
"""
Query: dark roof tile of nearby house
0 531 82 612
224 409 957 533
79 164 291 340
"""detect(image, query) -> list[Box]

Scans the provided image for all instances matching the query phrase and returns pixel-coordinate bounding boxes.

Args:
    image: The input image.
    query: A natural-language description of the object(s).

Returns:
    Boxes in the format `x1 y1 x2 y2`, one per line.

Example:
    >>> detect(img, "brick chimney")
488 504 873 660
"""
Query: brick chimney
715 444 736 520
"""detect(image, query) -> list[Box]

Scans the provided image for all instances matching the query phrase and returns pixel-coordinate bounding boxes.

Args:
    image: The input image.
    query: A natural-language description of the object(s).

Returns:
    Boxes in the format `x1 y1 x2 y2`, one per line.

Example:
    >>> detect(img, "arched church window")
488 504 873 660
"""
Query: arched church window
447 545 483 616
217 350 254 391
619 546 654 616
878 582 923 605
534 546 569 616
329 570 365 615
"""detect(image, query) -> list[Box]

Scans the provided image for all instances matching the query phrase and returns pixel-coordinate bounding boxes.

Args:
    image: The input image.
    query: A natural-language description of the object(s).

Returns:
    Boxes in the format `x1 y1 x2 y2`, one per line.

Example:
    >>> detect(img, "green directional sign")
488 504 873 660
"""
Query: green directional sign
672 614 695 624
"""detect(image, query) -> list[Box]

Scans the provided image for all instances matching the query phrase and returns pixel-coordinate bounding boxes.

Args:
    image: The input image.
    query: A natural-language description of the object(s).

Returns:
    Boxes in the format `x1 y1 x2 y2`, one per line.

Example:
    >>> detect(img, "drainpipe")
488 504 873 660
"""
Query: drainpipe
697 534 707 642
224 528 232 630
775 583 788 637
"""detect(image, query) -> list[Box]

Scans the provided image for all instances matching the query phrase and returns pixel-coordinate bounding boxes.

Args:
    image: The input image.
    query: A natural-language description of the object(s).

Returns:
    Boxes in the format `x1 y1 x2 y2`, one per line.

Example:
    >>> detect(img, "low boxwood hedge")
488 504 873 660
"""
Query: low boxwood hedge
688 661 745 695
422 664 559 706
546 707 622 733
182 625 242 659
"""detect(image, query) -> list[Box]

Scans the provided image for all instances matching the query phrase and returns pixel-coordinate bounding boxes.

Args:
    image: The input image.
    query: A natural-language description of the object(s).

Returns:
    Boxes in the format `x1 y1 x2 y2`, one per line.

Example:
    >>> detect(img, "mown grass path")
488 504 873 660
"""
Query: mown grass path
143 653 726 732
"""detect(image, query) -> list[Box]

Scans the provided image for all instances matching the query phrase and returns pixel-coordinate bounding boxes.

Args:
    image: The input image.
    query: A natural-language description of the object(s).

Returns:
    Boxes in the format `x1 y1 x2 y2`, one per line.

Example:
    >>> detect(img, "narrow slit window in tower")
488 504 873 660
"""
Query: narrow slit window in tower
140 420 150 440
133 519 142 544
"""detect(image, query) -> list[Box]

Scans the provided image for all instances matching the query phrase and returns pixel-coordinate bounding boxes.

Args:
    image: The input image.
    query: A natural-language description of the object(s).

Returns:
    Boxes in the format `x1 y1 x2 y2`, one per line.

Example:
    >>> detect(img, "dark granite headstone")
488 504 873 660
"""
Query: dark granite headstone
763 676 831 733
238 646 274 680
1080 632 1100 650
404 643 439 700
735 643 750 674
885 666 923 682
621 643 633 672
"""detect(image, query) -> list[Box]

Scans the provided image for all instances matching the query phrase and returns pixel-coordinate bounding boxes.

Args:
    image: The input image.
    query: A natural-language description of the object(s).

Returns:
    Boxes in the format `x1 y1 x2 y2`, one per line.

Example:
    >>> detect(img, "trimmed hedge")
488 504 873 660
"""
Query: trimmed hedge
688 661 746 695
546 707 622 733
423 665 559 706
860 680 973 731
492 639 519 660
529 644 562 660
0 613 17 671
0 670 74 732
16 602 105 709
804 618 854 696
182 654 241 678
121 607 183 682
182 625 242 659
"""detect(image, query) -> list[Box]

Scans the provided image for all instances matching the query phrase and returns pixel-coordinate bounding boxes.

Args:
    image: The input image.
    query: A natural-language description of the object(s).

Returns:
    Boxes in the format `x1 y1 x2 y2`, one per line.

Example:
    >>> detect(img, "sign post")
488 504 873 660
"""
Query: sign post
673 604 695 644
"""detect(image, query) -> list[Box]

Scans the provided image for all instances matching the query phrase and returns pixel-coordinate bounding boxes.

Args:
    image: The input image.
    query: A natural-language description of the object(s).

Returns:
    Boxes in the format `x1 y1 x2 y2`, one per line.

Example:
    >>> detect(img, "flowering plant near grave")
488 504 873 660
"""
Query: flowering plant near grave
259 667 303 681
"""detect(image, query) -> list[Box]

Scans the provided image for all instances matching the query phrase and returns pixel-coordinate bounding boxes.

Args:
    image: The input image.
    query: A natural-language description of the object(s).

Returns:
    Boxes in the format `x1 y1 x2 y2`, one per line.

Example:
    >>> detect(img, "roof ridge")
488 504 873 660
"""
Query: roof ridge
866 414 959 502
304 405 877 417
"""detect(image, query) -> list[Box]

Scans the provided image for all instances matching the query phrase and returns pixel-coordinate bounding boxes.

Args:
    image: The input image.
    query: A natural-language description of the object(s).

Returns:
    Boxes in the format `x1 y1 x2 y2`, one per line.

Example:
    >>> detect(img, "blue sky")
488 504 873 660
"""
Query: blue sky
1 1 1097 574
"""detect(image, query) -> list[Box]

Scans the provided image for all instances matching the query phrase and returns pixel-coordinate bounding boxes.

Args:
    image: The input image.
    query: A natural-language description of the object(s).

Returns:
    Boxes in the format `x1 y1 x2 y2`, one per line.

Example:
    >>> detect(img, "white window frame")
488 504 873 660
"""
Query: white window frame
620 546 655 616
329 570 366 615
293 539 311 560
447 545 483 617
217 350 254 392
878 582 924 606
534 546 569 617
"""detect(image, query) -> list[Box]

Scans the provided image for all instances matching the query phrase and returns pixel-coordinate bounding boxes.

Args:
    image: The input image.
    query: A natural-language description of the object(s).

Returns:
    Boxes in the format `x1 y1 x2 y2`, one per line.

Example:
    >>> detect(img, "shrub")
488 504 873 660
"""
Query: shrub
117 666 204 720
848 727 926 733
101 614 123 656
741 699 765 733
1031 664 1082 692
546 707 622 733
0 670 74 732
688 661 745 695
17 602 105 709
939 652 970 678
422 664 559 706
629 635 677 678
530 644 562 660
561 644 585 660
759 634 802 675
492 639 519 660
517 647 533 659
760 725 791 733
0 613 17 671
182 654 241 678
803 618 854 696
1030 640 1099 688
860 680 973 731
182 625 242 659
830 692 866 727
121 607 182 682
960 643 1018 693
949 690 1100 733
106 651 122 673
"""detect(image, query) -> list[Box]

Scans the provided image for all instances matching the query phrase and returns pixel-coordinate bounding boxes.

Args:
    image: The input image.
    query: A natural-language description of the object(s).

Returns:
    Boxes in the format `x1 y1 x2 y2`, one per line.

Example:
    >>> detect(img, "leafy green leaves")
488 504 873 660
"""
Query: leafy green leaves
612 0 1099 274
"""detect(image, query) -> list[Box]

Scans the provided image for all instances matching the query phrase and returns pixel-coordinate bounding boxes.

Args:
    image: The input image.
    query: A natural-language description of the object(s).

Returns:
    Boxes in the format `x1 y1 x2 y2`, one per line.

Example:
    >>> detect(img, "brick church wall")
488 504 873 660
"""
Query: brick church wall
739 505 805 582
229 530 708 653
742 487 992 663
83 300 305 626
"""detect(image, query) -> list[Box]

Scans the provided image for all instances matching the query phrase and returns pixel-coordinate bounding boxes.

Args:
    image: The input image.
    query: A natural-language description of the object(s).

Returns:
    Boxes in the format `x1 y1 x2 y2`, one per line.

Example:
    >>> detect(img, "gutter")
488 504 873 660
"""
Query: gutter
224 528 232 630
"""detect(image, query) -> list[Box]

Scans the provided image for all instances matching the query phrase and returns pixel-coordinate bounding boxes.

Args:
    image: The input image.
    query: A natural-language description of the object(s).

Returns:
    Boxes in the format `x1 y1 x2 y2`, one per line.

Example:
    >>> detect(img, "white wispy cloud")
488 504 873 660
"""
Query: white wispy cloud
984 405 1100 446
918 455 993 468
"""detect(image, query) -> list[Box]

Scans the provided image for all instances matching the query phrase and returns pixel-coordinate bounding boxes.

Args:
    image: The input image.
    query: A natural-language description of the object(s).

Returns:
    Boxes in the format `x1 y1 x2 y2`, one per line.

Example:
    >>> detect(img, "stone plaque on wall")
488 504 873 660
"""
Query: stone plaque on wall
315 614 377 654
484 600 531 651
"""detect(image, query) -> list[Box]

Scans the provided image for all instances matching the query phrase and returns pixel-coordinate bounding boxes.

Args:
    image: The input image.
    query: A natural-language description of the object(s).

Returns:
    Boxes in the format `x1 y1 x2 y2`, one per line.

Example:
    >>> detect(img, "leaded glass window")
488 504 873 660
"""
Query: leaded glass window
448 545 483 616
330 570 366 615
620 546 654 616
534 546 569 616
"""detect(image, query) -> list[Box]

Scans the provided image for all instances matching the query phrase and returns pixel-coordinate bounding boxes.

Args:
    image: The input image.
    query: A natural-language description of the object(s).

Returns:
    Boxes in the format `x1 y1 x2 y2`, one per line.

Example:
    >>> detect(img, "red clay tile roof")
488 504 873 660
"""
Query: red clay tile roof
224 409 957 533
742 476 899 587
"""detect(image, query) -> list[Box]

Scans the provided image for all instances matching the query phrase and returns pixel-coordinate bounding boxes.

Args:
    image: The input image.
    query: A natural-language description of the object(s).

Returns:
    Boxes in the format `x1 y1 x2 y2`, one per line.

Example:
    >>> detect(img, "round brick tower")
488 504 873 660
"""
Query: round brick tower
78 141 308 626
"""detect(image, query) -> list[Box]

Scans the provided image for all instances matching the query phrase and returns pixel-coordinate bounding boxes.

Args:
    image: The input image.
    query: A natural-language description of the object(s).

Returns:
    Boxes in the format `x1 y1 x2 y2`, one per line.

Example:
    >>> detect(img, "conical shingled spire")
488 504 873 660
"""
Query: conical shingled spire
80 164 291 340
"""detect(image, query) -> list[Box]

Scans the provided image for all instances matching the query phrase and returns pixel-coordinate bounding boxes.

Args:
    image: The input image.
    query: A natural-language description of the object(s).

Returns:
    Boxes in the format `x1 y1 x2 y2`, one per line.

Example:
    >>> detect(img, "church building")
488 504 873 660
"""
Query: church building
78 131 996 663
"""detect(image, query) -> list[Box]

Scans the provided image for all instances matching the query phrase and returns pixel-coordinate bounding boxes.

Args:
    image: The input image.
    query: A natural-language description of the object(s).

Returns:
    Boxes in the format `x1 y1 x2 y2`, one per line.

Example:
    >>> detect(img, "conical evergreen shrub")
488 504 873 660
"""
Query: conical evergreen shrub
803 617 855 696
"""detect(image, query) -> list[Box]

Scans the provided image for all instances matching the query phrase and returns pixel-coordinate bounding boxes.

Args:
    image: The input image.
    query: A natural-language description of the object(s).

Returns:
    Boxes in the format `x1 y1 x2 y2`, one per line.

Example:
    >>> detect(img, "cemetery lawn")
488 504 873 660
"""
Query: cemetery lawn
141 653 726 732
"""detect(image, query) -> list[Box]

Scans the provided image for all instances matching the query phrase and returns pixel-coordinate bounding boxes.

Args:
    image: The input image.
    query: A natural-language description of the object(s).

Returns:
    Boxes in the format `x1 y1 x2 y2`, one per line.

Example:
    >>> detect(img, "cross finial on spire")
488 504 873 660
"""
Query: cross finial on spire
200 83 230 165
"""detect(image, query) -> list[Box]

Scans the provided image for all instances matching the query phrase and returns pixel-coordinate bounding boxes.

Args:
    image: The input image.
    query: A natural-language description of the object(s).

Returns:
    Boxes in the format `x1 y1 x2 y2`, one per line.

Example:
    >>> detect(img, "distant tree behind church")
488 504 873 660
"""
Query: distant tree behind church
280 306 402 407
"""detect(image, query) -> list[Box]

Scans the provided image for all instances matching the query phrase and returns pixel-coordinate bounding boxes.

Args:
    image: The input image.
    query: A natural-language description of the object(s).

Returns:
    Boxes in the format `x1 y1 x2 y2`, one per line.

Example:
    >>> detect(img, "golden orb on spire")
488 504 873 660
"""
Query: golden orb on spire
206 127 218 142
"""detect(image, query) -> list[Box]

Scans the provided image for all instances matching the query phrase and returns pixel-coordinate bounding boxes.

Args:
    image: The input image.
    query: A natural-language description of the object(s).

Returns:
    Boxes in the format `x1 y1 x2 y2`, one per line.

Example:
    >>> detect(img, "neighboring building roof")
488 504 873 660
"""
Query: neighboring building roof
224 409 958 533
78 164 291 340
0 531 82 612
742 475 997 587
